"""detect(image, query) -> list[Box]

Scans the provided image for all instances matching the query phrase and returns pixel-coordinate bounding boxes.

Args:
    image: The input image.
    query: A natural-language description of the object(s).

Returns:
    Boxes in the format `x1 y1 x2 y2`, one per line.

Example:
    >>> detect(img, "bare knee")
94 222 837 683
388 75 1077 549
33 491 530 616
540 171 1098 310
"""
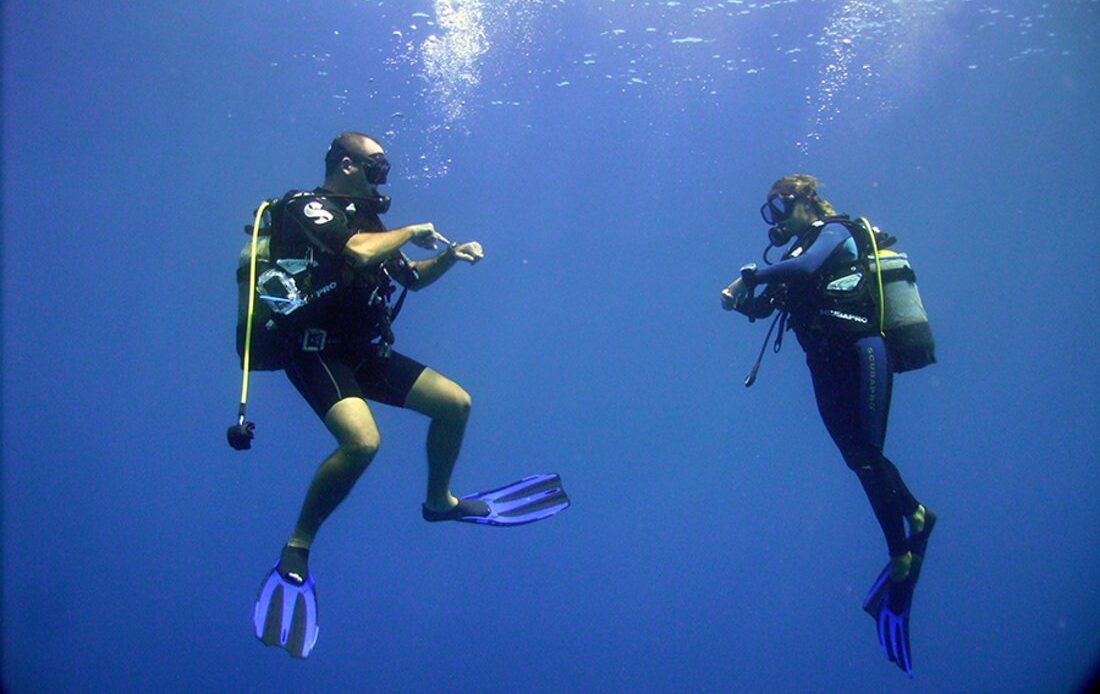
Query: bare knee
405 370 472 424
341 431 380 470
426 381 471 424
449 387 472 423
324 398 381 469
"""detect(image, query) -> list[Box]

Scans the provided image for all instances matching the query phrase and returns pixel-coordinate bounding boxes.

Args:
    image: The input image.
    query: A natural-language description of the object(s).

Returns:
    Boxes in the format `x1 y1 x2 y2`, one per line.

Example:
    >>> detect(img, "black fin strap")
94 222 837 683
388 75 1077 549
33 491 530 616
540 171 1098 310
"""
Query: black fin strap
745 309 785 388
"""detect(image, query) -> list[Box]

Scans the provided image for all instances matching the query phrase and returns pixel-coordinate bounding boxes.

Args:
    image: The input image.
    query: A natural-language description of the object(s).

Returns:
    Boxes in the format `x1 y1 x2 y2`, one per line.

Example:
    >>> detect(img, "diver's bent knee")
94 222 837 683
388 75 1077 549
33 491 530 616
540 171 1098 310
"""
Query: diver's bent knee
841 447 882 472
342 433 381 467
450 388 472 421
431 383 471 423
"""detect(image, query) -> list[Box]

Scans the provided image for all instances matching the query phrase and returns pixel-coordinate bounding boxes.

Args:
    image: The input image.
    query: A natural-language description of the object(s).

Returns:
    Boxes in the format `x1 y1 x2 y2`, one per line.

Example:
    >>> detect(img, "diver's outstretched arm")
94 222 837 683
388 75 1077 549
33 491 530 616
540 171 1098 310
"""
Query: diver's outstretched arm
403 240 484 290
343 223 437 267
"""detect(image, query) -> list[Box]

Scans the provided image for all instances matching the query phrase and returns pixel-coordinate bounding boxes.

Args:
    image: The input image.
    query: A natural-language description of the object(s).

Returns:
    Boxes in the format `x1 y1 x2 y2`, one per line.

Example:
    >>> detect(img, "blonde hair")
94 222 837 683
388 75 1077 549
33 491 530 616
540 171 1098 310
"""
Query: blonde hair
768 174 838 217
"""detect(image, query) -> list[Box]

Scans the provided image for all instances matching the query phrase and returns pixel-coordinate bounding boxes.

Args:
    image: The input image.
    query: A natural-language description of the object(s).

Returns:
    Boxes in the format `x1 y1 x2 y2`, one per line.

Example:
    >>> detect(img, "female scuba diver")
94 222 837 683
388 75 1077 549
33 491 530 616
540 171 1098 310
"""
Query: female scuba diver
720 174 937 677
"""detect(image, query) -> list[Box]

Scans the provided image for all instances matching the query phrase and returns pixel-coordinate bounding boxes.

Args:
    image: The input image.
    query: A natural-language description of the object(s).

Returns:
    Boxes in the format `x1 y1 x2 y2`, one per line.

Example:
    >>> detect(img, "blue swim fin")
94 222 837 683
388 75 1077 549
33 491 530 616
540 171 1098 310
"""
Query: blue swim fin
422 473 570 526
862 563 893 619
875 566 917 675
864 511 937 677
253 564 319 658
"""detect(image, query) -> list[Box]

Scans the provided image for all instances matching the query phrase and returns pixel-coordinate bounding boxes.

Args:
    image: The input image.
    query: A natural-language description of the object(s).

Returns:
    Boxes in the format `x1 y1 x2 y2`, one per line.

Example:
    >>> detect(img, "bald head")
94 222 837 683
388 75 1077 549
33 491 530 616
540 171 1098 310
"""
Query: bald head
324 131 384 177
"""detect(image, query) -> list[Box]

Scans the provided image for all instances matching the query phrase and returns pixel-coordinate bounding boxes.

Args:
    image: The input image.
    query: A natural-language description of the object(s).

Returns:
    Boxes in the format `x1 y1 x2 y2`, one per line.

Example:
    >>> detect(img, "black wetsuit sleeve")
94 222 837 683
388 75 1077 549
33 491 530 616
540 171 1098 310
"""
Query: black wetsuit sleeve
284 195 355 255
752 227 849 285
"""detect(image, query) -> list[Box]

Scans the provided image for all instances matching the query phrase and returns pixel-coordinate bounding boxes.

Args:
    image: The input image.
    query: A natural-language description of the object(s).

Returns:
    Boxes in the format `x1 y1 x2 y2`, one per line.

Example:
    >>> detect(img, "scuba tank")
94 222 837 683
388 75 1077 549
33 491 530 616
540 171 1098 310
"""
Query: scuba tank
871 248 935 372
842 216 937 373
236 203 294 372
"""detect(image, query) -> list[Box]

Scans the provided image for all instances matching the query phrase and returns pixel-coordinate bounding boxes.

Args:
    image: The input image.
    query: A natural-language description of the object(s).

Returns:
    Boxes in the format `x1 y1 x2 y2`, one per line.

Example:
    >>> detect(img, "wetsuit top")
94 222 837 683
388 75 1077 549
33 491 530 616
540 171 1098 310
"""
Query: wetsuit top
273 188 415 343
750 224 880 351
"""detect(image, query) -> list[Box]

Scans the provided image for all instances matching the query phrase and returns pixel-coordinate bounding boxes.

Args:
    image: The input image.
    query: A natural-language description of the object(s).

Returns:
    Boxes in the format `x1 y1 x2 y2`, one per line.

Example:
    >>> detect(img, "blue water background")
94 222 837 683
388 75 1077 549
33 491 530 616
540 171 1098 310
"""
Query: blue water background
3 1 1098 691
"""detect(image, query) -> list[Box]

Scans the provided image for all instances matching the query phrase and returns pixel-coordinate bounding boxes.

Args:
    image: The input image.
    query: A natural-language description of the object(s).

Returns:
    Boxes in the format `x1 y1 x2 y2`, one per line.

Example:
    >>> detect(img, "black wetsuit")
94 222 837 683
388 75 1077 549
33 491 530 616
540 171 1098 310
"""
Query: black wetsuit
273 189 426 419
743 224 921 556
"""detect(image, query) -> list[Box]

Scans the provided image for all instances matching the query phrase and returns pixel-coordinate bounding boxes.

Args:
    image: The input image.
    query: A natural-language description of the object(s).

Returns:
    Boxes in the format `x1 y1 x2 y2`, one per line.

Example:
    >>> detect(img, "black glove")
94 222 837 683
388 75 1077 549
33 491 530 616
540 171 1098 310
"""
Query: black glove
227 421 255 450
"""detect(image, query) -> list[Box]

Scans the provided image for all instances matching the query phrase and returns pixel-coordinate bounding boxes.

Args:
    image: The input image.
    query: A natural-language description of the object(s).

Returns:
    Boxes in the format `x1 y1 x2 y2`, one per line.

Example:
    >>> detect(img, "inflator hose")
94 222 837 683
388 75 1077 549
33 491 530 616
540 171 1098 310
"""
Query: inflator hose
227 200 272 450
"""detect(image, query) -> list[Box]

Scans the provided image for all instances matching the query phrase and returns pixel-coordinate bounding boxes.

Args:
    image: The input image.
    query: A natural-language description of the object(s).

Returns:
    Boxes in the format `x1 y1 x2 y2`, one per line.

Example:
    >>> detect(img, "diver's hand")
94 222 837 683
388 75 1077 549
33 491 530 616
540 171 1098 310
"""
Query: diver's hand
408 223 438 250
450 241 484 265
721 278 749 311
739 263 759 289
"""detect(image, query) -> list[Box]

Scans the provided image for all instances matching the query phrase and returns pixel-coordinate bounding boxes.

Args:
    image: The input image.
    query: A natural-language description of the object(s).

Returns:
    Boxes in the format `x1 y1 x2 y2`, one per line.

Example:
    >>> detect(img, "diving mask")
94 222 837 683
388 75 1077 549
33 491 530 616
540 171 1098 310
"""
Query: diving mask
760 193 798 226
356 154 391 212
354 153 390 186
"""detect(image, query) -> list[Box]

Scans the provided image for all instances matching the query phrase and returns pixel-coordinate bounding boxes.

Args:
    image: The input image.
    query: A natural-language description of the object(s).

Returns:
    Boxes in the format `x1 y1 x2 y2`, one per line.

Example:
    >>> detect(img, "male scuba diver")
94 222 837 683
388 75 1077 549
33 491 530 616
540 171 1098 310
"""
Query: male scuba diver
720 175 937 677
236 132 570 658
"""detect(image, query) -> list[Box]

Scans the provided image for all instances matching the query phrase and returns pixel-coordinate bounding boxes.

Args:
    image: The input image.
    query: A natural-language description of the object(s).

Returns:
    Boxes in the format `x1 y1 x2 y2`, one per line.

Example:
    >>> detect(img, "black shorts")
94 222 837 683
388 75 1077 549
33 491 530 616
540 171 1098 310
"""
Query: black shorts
285 343 428 420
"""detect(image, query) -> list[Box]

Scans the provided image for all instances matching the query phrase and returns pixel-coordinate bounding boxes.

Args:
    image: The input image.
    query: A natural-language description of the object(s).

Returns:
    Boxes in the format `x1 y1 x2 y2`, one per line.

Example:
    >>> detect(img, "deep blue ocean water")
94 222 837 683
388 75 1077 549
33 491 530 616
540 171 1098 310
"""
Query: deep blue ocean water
3 1 1098 691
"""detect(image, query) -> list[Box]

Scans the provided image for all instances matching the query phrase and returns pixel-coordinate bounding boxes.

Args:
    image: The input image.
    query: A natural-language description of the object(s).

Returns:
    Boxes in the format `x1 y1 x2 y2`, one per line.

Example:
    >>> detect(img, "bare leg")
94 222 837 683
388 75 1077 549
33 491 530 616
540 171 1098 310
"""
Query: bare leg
287 397 381 549
402 368 472 511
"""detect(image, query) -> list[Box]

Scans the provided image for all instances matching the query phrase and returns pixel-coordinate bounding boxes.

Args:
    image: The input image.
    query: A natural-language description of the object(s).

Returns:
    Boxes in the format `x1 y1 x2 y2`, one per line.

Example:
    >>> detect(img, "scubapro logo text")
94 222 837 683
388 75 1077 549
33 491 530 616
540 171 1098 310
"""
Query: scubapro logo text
822 309 869 324
308 282 338 301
